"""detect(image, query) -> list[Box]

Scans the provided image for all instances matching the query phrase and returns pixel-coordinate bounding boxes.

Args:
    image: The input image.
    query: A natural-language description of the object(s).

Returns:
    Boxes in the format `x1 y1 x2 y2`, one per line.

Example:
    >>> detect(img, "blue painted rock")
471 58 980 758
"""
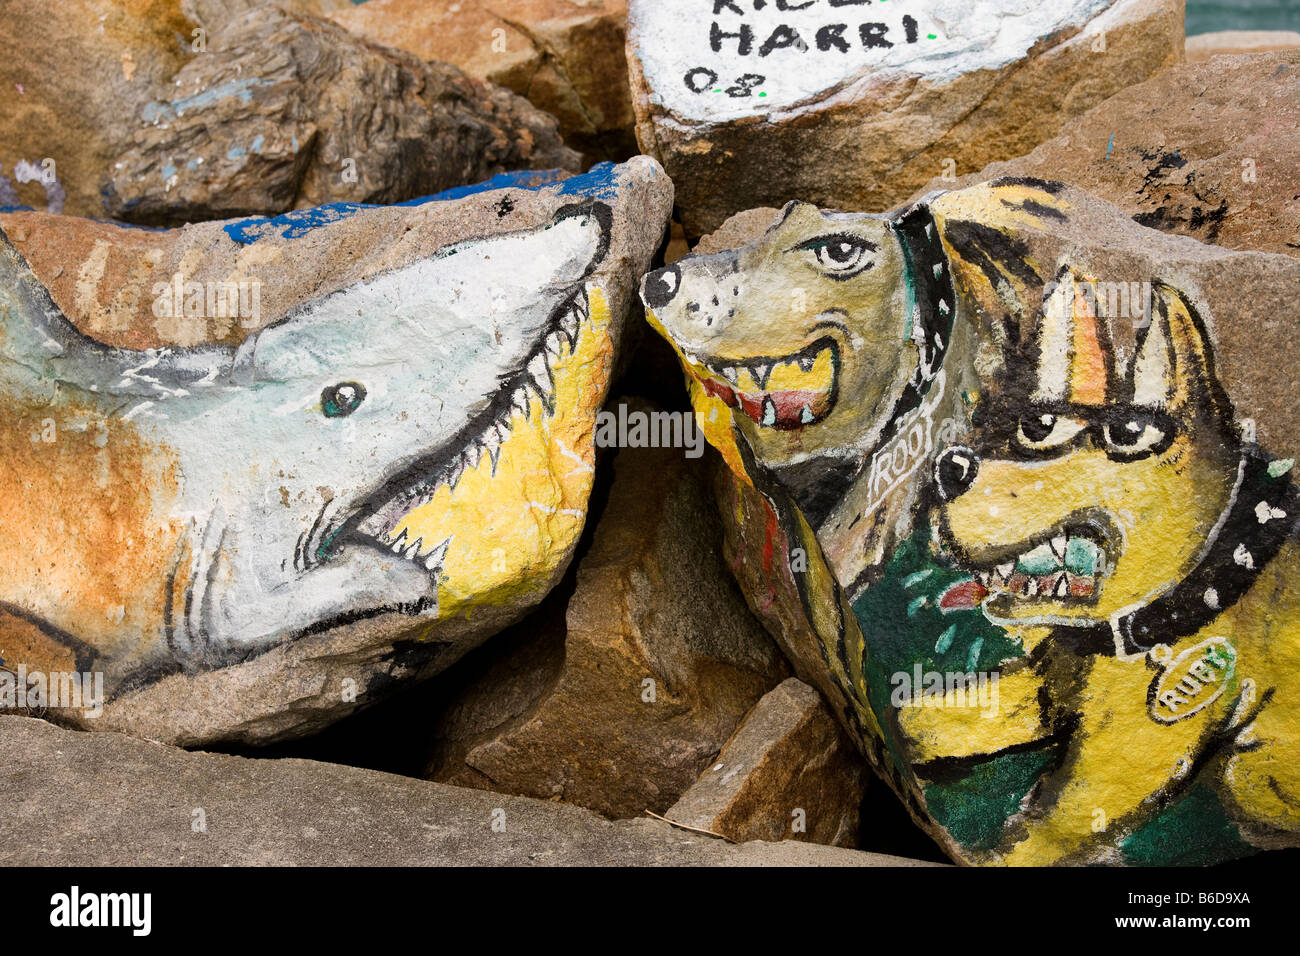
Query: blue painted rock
641 178 1300 865
626 0 1182 235
0 158 673 744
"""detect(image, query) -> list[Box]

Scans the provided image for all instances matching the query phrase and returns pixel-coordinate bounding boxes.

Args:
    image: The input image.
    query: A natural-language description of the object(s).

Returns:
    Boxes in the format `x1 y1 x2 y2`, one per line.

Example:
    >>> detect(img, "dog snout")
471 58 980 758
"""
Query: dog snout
935 446 980 501
642 264 681 311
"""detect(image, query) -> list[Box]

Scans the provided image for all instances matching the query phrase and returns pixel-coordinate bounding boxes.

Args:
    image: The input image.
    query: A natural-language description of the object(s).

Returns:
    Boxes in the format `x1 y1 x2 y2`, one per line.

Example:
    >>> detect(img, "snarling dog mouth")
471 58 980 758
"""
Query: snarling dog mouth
682 337 839 430
939 512 1121 613
320 286 594 578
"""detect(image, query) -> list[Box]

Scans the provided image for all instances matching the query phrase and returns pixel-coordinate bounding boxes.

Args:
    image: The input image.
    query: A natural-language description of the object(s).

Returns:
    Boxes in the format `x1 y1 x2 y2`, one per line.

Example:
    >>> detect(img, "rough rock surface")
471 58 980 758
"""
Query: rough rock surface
914 51 1300 258
666 678 865 847
1187 30 1300 61
330 0 636 164
0 716 937 866
101 3 579 224
426 434 790 818
627 0 1183 235
0 0 195 218
642 180 1300 865
0 160 673 745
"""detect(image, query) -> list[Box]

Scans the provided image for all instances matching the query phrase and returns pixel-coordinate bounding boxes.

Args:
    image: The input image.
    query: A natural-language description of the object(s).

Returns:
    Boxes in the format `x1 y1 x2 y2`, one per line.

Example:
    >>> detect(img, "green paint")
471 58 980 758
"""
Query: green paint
965 636 984 671
907 595 928 616
1269 458 1294 478
922 748 1058 851
1121 783 1254 866
935 623 957 654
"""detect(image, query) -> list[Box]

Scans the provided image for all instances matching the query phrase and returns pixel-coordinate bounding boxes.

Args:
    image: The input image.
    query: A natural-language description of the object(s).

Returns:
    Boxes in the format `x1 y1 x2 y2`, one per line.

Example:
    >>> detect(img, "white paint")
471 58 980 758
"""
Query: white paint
631 0 1115 122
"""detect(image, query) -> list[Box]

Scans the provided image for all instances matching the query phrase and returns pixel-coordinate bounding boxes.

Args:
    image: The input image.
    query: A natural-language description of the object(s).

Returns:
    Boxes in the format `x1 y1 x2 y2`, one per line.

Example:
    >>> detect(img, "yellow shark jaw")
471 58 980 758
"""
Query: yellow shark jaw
354 284 613 620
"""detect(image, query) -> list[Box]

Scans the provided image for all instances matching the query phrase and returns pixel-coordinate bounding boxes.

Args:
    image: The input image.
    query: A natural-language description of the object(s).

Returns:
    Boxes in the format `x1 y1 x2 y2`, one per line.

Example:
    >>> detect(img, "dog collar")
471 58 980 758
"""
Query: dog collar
1104 446 1298 657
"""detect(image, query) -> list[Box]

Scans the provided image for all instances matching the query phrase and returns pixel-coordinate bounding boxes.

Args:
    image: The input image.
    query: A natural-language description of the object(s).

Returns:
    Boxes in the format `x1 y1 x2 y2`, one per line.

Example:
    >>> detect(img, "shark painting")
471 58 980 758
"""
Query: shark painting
0 192 637 740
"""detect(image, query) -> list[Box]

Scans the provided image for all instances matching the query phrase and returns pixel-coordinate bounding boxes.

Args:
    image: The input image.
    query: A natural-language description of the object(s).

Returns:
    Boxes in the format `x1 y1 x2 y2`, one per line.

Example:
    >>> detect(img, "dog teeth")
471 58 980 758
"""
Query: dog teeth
798 353 815 373
761 397 776 426
800 404 814 424
1051 535 1067 560
1023 577 1040 597
390 530 407 553
423 536 452 571
752 362 773 389
977 571 992 588
1054 574 1069 598
403 537 423 561
996 561 1014 583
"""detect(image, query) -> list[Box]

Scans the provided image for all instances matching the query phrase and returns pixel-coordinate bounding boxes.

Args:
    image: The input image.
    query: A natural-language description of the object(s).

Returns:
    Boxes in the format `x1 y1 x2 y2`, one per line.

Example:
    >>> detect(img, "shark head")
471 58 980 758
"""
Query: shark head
0 201 614 670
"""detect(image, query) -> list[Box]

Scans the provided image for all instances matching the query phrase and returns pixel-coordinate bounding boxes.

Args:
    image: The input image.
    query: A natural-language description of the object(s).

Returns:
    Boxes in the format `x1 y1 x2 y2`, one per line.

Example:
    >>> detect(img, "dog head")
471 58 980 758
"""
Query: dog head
934 271 1240 633
640 201 915 470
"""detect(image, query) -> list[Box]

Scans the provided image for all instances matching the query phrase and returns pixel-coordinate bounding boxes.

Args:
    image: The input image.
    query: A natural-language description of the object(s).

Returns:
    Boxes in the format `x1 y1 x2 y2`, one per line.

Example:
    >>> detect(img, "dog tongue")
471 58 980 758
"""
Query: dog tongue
940 577 988 611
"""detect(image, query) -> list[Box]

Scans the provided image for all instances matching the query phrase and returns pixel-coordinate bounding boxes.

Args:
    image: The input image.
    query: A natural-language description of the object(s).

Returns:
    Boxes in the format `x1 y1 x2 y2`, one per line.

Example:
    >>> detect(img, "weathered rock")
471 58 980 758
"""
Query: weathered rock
914 52 1300 258
0 715 938 866
100 3 579 225
0 159 673 745
329 0 636 164
0 0 195 218
666 678 865 847
641 179 1300 865
627 0 1183 236
426 431 790 818
1187 30 1300 61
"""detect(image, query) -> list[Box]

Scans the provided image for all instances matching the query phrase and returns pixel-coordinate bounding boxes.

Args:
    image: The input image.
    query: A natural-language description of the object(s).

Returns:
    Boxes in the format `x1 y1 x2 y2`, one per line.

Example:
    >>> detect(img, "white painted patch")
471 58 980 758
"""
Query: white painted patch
631 0 1114 122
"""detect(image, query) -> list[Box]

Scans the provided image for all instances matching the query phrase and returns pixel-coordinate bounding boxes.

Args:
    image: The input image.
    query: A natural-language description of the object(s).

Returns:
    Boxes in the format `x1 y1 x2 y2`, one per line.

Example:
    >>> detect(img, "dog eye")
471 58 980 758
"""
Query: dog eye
322 381 366 418
1015 413 1086 451
1103 416 1167 457
797 234 875 278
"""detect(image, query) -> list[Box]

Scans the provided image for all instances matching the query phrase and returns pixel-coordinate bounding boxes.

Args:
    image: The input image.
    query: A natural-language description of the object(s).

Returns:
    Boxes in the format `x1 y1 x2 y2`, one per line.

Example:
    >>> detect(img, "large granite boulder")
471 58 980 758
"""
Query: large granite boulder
912 51 1300 259
426 433 789 818
0 0 578 222
626 0 1183 236
640 178 1300 865
0 715 936 866
0 159 673 745
329 0 636 165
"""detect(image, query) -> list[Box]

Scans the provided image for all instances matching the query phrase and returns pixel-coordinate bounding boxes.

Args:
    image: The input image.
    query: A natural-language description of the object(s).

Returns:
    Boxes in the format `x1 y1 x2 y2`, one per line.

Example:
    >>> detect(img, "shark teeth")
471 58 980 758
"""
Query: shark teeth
357 287 590 562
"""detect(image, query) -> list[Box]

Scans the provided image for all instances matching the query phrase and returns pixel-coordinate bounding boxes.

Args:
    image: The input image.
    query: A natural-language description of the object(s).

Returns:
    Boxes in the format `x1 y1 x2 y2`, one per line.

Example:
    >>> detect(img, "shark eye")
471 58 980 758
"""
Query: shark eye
1103 414 1168 458
1015 412 1087 451
322 382 366 418
798 234 876 279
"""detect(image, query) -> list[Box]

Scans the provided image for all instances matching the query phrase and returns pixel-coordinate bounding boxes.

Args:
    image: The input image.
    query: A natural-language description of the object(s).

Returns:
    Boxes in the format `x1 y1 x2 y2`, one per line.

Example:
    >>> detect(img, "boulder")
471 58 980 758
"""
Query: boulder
0 0 195 218
329 0 636 164
0 715 939 866
640 179 1300 865
0 159 673 745
626 0 1183 235
913 51 1300 258
1187 30 1300 62
100 3 580 225
426 431 790 818
666 677 865 847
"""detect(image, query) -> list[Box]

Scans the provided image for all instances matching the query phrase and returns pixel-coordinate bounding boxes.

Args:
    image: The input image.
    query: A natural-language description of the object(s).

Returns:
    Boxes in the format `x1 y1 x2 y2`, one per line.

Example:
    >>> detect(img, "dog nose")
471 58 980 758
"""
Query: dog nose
641 264 681 311
935 446 980 501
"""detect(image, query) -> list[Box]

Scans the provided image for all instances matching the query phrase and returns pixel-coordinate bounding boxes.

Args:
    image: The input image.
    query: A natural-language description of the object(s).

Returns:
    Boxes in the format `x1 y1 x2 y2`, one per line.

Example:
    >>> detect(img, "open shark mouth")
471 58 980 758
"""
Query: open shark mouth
682 337 839 430
319 284 599 583
939 515 1119 613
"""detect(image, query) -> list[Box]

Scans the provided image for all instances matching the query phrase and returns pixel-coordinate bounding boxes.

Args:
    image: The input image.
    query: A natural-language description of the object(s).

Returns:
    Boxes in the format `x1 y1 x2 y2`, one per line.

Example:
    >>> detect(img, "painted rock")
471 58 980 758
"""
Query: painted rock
329 0 636 165
640 178 1300 865
913 51 1300 259
0 158 674 745
0 0 578 223
626 0 1182 235
426 426 789 818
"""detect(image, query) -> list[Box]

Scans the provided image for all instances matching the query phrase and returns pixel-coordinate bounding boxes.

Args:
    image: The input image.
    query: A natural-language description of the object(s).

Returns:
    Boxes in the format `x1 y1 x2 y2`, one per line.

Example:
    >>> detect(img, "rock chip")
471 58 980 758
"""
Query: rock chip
329 0 636 164
0 715 939 866
426 432 790 818
101 3 580 225
0 159 673 745
913 51 1300 258
666 677 865 847
627 0 1183 236
641 179 1300 865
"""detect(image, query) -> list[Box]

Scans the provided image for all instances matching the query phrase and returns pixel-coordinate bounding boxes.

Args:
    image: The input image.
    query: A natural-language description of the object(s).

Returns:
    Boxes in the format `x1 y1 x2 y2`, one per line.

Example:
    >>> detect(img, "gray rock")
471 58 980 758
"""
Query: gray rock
0 716 936 866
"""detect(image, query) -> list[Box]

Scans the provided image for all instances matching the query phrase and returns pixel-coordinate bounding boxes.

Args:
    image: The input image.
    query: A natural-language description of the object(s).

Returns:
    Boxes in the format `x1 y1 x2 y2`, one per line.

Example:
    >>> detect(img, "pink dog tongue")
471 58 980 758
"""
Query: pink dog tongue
939 578 987 611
